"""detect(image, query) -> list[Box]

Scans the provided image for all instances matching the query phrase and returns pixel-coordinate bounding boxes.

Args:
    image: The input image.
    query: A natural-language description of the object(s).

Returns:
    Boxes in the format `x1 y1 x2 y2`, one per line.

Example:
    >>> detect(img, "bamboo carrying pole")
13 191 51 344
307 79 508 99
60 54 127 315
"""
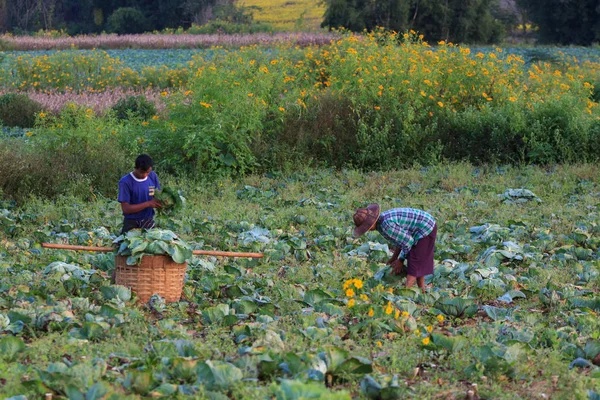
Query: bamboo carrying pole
41 243 264 258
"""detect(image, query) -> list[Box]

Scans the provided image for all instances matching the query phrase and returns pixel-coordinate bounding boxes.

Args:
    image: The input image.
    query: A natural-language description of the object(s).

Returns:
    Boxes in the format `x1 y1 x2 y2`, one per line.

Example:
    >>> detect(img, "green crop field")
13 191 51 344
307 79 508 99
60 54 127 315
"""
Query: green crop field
239 0 326 30
1 165 600 398
0 30 600 398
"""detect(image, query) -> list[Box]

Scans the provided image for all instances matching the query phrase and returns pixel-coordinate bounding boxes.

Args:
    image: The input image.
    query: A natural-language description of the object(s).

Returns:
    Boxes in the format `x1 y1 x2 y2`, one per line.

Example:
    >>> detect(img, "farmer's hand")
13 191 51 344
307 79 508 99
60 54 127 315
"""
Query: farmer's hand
390 259 404 275
148 199 163 209
387 247 401 265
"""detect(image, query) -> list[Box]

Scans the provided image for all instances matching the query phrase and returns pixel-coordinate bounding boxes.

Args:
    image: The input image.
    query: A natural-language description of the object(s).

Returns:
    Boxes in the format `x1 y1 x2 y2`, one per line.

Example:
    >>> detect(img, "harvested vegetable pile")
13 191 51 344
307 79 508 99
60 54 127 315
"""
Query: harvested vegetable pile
114 229 192 265
154 187 185 215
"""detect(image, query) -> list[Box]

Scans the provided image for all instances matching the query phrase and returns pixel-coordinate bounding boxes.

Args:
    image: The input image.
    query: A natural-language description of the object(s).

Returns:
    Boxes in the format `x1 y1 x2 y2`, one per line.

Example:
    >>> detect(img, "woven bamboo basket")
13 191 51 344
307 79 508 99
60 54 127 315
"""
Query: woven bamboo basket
114 255 187 303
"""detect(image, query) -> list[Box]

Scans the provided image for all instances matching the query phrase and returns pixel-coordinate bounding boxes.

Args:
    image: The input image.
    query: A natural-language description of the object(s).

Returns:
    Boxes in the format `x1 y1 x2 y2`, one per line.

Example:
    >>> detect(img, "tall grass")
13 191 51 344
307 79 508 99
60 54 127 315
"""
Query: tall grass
0 32 335 51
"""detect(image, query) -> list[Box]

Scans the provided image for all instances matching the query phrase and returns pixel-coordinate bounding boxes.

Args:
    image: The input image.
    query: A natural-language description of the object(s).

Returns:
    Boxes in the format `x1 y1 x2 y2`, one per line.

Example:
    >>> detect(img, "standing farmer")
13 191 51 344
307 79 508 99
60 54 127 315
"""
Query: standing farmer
118 154 162 234
353 204 437 290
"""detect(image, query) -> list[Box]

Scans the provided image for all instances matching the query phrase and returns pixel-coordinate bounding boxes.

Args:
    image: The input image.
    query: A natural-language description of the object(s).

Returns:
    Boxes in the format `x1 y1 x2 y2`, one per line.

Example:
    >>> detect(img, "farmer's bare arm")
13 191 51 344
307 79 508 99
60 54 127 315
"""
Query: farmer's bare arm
387 247 402 264
120 199 162 214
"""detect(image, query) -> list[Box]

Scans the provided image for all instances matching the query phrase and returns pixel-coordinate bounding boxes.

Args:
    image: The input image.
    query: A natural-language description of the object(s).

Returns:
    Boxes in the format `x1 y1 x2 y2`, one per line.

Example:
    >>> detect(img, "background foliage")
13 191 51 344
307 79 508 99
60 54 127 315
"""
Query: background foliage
1 31 599 200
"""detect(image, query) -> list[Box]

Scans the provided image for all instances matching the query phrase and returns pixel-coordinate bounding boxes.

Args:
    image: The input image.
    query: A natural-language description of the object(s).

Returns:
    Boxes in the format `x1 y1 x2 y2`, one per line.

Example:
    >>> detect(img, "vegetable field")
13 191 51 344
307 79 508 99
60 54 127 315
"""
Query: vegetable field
1 165 600 398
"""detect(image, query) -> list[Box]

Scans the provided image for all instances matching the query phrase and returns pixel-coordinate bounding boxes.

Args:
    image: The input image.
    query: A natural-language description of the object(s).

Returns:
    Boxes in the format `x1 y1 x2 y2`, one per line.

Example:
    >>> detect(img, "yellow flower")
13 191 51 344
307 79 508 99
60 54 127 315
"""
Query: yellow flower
426 325 433 333
359 294 369 301
414 329 421 336
161 91 168 97
39 112 46 118
199 102 212 108
346 289 355 298
384 301 393 315
279 107 285 112
348 298 355 308
376 341 383 347
247 93 254 97
141 121 149 126
422 337 430 345
394 309 400 319
437 102 444 108
436 315 445 322
343 280 353 290
354 279 363 289
368 308 374 317
152 115 159 120
26 131 33 137
85 108 93 114
401 311 409 318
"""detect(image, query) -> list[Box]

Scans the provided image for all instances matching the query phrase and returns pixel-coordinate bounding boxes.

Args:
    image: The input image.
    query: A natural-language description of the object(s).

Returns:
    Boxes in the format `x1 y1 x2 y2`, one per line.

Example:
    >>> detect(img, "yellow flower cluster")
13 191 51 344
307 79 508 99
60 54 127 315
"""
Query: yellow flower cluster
344 278 366 309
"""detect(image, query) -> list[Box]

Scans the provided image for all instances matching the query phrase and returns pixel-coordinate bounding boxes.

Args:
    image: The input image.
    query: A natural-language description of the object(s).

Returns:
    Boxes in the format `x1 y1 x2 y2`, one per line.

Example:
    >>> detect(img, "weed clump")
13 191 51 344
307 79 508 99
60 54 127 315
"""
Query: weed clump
111 95 157 121
0 94 44 128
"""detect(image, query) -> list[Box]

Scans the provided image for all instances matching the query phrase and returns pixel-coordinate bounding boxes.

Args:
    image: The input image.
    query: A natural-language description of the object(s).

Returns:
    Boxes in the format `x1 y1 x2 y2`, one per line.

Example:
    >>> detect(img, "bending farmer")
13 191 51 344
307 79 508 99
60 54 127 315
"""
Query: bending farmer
353 204 437 290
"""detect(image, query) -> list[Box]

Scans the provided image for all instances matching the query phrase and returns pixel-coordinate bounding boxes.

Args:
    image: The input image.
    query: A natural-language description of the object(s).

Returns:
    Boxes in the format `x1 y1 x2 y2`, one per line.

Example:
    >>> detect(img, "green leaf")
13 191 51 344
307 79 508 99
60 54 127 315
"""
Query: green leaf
171 358 199 383
431 332 467 352
303 289 333 307
86 382 111 400
203 304 230 325
334 356 373 375
209 361 243 390
233 300 257 314
435 297 478 318
148 383 178 397
276 379 351 400
584 340 600 361
322 347 348 371
197 360 243 391
483 305 515 321
123 370 155 396
0 336 25 361
100 285 132 302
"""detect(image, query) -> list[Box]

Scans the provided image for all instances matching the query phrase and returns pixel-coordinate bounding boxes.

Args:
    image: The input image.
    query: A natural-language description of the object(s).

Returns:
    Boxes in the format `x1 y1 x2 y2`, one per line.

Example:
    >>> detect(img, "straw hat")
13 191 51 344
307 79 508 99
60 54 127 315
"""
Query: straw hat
353 203 380 237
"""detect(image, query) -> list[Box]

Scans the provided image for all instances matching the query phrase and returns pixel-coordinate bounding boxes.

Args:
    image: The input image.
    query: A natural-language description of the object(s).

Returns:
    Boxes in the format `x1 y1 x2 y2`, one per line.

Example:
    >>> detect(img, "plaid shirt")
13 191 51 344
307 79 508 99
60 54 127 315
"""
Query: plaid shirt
376 208 436 259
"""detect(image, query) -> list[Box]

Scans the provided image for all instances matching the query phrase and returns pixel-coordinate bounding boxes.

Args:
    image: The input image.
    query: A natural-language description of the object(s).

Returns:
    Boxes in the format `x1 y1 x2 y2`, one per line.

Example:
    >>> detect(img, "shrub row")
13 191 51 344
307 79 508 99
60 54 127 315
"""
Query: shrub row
2 32 600 200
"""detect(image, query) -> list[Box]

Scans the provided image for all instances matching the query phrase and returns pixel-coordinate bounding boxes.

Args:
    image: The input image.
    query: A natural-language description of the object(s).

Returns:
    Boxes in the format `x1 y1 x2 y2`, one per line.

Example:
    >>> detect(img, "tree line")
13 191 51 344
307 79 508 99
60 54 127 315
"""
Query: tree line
322 0 600 45
0 0 232 35
0 0 599 45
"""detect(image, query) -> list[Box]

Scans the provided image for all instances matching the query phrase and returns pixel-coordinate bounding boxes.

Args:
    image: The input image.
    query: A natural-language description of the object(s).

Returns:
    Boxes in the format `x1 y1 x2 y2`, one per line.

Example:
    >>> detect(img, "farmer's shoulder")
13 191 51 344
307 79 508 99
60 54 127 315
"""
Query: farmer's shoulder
119 173 133 185
149 171 159 183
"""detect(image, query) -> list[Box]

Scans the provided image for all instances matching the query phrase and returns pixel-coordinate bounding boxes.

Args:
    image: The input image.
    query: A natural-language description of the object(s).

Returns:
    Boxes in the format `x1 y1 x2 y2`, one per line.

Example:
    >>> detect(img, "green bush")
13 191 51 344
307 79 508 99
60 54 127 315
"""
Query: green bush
0 105 139 201
0 137 131 201
111 96 157 121
592 83 600 103
0 94 43 128
107 7 149 35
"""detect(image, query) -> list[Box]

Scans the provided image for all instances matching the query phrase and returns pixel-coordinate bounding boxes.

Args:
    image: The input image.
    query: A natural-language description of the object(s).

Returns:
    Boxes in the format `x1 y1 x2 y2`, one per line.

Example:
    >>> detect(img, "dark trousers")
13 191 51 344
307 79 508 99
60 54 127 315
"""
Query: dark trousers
121 218 155 235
